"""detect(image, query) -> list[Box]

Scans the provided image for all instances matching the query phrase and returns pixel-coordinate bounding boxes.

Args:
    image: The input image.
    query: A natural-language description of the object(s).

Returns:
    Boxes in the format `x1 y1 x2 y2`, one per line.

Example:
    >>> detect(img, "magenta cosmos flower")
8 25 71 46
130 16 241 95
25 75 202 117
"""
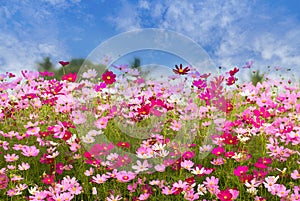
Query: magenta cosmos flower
234 166 248 176
211 147 225 156
102 71 116 85
217 189 233 201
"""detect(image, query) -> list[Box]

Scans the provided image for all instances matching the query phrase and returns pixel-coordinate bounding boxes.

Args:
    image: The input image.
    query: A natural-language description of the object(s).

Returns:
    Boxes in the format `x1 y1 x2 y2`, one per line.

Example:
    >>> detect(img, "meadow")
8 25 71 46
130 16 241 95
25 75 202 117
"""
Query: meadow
0 63 299 201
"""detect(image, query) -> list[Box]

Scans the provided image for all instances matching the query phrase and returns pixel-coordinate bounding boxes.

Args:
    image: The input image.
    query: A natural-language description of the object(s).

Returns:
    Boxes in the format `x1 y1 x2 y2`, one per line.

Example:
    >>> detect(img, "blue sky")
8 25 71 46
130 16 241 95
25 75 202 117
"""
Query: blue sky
1 0 300 80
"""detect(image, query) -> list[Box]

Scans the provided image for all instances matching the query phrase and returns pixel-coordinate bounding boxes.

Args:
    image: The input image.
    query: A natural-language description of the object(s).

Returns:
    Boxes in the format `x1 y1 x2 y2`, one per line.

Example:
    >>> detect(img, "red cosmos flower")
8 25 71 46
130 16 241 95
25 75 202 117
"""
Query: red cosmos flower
217 189 233 201
6 72 16 78
173 64 190 75
224 151 236 158
85 158 101 166
62 72 77 82
239 174 254 183
117 141 130 148
226 76 237 86
253 169 268 178
62 130 72 141
226 101 234 113
137 104 151 115
59 61 70 66
102 71 116 84
39 131 51 137
62 121 76 129
229 67 239 76
222 133 238 145
185 177 195 185
42 174 55 185
40 154 54 164
22 93 38 100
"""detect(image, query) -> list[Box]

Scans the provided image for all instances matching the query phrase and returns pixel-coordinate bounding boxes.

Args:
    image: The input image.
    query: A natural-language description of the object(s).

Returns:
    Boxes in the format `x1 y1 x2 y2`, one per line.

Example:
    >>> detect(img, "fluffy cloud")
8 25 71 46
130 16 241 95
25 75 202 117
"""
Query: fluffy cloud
0 0 81 74
109 0 300 80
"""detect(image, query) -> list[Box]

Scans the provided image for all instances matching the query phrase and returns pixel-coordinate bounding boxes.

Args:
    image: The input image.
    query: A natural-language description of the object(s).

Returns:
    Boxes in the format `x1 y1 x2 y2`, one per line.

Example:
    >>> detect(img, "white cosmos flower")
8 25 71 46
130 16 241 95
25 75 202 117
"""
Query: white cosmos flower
151 143 166 151
191 166 205 175
87 130 103 137
82 69 97 79
81 135 95 144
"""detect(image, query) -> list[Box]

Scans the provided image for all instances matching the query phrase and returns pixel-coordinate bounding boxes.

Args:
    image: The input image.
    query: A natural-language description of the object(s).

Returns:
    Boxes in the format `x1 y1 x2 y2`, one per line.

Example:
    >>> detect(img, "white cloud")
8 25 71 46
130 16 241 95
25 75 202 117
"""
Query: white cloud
109 0 300 80
0 0 82 74
107 1 142 31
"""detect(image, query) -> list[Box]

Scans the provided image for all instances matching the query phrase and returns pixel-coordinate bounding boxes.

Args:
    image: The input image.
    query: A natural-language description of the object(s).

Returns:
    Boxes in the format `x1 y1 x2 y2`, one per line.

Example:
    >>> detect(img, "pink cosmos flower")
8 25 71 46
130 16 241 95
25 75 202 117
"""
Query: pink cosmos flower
116 171 136 182
290 187 300 200
4 153 19 162
7 188 20 196
106 194 122 201
211 157 224 166
154 164 166 172
291 170 300 180
276 184 290 198
170 120 181 131
29 191 48 200
92 174 109 184
180 160 194 171
18 162 30 171
161 186 175 195
132 160 151 173
21 145 39 157
94 117 109 129
21 70 39 80
0 174 9 189
203 176 219 189
263 176 279 191
53 192 74 201
138 193 150 200
184 190 199 201
229 189 239 200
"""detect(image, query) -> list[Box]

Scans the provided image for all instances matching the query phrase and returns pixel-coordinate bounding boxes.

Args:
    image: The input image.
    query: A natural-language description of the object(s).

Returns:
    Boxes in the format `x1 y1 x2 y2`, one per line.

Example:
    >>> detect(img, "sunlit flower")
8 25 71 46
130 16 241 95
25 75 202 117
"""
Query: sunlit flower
173 64 190 75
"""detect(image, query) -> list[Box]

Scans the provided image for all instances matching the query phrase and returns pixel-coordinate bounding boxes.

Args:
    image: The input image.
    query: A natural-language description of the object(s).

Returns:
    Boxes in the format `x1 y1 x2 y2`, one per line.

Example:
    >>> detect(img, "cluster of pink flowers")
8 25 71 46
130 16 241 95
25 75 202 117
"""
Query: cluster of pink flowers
0 63 299 200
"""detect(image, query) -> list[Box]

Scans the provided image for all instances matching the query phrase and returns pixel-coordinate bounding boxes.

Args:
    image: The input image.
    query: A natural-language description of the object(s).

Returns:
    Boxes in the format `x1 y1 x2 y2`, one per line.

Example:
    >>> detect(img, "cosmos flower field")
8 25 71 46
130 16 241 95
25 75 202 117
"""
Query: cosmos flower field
0 63 299 201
